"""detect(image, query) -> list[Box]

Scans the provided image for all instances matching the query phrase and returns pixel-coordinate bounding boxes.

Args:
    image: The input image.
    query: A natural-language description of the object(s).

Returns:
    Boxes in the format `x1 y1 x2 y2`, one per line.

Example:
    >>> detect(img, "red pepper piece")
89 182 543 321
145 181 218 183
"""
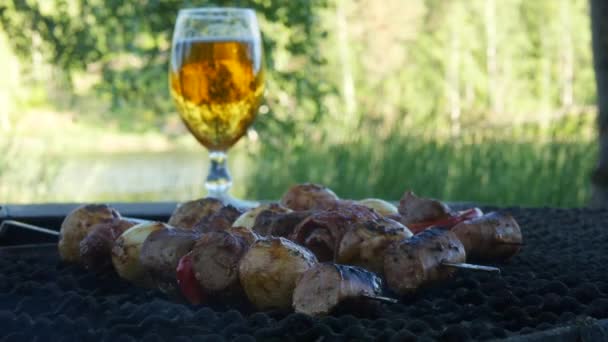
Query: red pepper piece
176 252 204 305
408 208 483 234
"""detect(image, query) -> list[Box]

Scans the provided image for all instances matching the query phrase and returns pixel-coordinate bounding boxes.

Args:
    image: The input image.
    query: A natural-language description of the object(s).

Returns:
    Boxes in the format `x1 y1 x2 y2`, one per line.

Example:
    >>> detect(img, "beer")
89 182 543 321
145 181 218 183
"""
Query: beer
170 38 264 150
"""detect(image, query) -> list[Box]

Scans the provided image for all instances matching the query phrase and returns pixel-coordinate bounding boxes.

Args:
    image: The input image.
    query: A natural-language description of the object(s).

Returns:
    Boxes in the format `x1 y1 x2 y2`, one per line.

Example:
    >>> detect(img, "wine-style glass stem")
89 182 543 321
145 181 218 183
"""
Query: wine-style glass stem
205 150 232 197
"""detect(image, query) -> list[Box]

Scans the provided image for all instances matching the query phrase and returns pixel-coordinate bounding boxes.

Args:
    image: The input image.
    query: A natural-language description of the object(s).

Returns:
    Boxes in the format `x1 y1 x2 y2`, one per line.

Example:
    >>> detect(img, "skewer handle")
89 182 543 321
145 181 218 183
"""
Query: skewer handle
441 262 501 273
362 294 399 304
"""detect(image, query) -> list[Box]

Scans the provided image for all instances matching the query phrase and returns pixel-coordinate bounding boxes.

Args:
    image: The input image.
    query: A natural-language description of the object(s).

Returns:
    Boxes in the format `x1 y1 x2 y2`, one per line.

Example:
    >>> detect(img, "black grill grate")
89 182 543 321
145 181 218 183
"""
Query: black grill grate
1 207 608 341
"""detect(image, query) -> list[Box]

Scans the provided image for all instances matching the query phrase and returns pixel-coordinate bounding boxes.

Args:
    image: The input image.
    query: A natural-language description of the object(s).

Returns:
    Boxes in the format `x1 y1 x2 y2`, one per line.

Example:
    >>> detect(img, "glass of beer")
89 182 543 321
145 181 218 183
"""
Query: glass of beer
169 8 263 206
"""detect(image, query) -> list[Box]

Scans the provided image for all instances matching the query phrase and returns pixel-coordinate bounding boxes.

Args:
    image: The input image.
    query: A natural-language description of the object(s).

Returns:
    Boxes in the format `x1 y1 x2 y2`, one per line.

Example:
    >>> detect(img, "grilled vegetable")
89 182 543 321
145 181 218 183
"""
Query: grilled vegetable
176 252 204 305
168 198 224 229
384 228 466 295
280 183 339 211
357 198 399 216
139 227 199 292
290 204 380 261
337 217 412 275
293 263 384 316
191 231 251 299
451 212 522 261
79 218 137 272
111 222 170 287
232 203 292 229
239 237 318 310
59 204 120 263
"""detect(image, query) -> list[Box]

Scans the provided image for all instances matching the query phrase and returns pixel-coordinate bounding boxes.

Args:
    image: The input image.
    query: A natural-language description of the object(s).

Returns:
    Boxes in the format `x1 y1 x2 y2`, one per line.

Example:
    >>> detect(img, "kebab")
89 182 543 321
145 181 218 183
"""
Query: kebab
238 236 319 310
58 204 121 263
293 263 396 316
383 228 499 295
80 218 138 273
336 216 412 275
451 211 523 261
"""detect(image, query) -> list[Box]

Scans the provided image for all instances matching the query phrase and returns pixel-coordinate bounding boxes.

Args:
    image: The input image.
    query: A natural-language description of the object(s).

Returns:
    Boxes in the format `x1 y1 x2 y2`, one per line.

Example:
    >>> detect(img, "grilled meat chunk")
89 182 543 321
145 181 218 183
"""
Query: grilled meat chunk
139 227 199 292
194 205 243 233
79 218 137 273
168 198 224 229
59 204 121 263
451 212 522 261
398 191 452 226
252 210 311 237
290 204 381 261
337 217 413 275
239 237 318 310
384 228 466 295
190 231 251 299
293 263 384 316
280 183 339 211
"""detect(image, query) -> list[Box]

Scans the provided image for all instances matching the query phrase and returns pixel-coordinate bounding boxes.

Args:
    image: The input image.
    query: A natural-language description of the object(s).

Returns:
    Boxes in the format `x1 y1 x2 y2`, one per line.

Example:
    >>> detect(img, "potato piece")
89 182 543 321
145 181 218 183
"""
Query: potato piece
239 237 318 310
58 204 120 263
111 222 170 287
280 183 339 211
232 203 292 229
357 198 399 216
168 198 224 229
79 218 137 273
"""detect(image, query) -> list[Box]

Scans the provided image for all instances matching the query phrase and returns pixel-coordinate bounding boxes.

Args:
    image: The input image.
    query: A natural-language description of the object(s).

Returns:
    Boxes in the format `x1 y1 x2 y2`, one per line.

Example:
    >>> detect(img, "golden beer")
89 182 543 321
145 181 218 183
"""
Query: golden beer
170 39 264 150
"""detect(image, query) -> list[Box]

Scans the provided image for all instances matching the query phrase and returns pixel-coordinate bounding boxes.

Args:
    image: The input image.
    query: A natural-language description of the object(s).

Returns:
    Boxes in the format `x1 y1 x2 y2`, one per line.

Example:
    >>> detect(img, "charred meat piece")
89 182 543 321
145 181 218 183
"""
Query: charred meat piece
194 205 243 233
407 208 483 234
384 228 466 295
451 212 522 261
168 198 224 229
337 217 413 275
190 231 251 299
252 210 311 238
398 191 452 226
293 263 384 316
280 183 339 211
59 204 121 263
239 237 318 310
232 203 292 229
139 227 200 292
290 204 381 262
79 218 137 273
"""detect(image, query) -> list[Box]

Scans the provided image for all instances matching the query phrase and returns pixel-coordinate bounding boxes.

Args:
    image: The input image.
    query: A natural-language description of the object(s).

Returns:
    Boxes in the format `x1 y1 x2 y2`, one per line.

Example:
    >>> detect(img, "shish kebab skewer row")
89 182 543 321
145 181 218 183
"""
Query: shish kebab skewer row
51 184 516 316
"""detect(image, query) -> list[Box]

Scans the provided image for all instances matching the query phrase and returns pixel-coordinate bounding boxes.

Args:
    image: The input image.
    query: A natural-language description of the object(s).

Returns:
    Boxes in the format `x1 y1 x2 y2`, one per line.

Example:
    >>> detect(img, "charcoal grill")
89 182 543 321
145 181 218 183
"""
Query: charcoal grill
1 203 608 341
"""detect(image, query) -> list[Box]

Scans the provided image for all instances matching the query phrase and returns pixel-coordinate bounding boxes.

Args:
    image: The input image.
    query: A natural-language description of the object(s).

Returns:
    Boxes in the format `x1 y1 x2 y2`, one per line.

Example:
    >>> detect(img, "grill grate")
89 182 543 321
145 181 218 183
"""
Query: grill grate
1 207 608 341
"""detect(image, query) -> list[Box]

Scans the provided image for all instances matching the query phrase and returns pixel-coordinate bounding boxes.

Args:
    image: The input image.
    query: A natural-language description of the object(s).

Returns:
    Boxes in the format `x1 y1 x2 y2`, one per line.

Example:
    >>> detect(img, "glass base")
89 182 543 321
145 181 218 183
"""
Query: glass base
206 191 260 210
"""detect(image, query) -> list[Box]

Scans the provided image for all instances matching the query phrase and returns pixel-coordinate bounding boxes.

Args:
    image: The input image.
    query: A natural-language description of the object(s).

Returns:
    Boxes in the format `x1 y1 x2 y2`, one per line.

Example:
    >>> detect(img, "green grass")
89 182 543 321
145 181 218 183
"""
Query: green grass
244 134 595 207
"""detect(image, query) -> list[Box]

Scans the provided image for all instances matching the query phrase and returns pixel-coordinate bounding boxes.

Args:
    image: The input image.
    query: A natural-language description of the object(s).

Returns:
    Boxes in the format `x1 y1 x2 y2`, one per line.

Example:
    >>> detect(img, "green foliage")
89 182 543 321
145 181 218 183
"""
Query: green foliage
0 0 599 206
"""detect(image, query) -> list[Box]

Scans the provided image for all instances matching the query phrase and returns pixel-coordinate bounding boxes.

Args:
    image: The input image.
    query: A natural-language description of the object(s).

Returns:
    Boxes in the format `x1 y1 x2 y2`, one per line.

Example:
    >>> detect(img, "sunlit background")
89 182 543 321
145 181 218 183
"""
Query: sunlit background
0 0 597 206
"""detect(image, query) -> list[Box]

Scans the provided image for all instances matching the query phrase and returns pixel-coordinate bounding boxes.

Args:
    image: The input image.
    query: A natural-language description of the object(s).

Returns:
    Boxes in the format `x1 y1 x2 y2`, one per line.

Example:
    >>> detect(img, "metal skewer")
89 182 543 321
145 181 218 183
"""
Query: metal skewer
441 261 501 273
0 217 150 239
0 220 60 237
362 294 399 304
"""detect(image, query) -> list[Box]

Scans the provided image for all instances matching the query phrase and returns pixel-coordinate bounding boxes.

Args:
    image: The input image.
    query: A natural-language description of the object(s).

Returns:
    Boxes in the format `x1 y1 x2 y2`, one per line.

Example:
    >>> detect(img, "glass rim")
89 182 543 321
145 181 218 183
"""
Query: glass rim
178 7 256 16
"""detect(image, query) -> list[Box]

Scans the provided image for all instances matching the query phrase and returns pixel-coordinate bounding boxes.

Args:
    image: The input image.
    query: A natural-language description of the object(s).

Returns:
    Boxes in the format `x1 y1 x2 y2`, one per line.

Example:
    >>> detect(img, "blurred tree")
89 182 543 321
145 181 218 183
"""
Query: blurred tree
590 0 608 207
0 0 332 134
